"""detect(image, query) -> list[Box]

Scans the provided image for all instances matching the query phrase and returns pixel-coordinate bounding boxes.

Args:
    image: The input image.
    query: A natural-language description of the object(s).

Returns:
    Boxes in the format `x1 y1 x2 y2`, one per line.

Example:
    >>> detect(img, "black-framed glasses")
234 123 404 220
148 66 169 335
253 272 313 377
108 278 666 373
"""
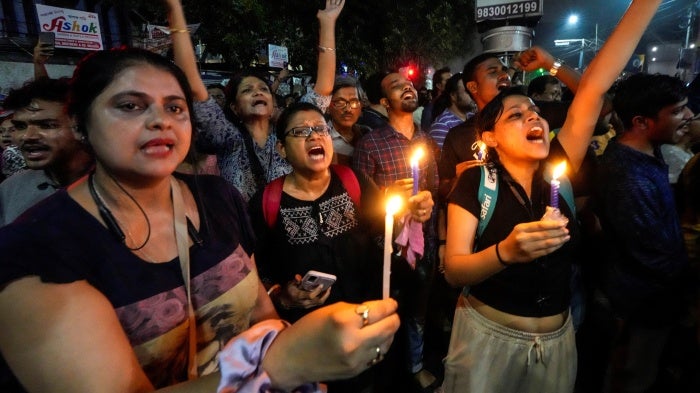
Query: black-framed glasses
331 99 361 110
284 125 331 138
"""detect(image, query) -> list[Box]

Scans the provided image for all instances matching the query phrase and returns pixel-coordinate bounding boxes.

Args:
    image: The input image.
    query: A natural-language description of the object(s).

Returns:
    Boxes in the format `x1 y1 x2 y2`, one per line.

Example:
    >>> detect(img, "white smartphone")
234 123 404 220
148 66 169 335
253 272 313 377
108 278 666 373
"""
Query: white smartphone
300 270 337 291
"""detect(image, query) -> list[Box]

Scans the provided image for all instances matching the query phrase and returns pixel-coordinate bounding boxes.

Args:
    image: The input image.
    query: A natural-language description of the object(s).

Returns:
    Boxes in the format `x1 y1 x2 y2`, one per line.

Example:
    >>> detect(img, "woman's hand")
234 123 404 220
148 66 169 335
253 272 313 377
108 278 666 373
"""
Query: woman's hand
263 299 400 390
278 275 331 309
408 190 434 223
317 0 345 24
498 220 570 264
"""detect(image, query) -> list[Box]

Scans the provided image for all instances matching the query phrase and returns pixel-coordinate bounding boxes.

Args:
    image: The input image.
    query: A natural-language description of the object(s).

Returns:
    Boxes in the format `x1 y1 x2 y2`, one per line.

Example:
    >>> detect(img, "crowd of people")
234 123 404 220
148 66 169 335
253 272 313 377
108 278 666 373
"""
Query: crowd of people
0 0 698 392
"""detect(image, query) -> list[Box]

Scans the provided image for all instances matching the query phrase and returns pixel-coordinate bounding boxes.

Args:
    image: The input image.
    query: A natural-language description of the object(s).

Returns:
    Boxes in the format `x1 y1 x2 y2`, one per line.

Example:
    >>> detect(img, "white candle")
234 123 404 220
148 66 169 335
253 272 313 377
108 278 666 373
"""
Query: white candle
383 195 403 299
550 161 566 209
410 147 425 195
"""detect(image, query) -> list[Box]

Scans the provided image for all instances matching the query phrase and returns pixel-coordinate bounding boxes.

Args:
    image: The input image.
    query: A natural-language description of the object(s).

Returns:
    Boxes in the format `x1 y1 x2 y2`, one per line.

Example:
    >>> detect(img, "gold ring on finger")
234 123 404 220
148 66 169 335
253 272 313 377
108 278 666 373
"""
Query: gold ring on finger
355 304 370 328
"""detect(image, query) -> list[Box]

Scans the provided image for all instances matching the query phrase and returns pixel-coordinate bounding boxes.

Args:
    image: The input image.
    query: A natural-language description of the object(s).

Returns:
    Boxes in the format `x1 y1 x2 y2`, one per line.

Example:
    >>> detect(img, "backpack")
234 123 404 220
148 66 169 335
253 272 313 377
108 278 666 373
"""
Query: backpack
262 164 361 228
476 165 575 239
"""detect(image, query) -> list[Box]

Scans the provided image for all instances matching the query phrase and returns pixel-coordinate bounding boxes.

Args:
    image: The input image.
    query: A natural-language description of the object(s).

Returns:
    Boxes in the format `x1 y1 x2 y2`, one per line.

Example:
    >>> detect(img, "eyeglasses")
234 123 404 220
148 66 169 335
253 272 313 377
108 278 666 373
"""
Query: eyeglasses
284 125 331 138
331 99 361 110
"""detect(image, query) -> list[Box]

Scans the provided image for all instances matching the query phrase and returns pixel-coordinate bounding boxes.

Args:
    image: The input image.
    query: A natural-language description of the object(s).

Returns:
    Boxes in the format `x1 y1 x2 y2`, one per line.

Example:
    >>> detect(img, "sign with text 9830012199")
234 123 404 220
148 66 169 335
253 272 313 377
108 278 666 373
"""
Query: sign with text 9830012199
475 0 543 23
35 4 103 51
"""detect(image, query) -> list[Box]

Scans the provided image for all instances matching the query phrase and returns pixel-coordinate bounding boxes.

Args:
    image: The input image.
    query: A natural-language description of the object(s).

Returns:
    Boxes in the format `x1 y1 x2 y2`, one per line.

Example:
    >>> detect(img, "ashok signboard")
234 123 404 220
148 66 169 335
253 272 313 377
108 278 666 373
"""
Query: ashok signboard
475 0 543 23
35 4 103 51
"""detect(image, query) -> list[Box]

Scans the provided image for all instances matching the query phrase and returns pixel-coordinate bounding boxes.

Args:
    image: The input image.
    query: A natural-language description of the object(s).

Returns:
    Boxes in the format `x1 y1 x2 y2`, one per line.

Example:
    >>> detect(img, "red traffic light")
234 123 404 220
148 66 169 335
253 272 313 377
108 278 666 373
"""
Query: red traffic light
399 65 418 79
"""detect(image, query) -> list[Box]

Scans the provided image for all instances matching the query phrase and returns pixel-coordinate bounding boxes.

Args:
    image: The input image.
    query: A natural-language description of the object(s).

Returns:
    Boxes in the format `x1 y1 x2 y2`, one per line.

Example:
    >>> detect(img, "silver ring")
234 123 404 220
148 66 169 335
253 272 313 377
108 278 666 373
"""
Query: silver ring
355 304 370 328
368 346 384 366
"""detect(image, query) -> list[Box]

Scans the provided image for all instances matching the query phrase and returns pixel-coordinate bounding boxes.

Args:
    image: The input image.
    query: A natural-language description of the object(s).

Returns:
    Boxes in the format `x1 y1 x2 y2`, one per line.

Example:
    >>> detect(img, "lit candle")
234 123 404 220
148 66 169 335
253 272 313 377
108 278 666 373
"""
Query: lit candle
410 147 425 195
477 141 487 161
550 162 566 209
383 195 403 299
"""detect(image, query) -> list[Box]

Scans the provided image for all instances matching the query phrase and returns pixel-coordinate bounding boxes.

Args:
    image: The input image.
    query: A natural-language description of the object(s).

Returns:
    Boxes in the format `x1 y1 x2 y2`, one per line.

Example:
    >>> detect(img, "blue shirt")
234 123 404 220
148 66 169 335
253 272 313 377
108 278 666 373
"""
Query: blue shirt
596 141 688 323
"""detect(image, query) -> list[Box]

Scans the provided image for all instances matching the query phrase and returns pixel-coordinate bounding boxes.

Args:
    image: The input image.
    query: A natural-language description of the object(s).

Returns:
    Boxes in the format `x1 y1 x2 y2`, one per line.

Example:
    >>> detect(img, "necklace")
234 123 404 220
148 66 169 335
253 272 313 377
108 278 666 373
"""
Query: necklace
88 174 151 250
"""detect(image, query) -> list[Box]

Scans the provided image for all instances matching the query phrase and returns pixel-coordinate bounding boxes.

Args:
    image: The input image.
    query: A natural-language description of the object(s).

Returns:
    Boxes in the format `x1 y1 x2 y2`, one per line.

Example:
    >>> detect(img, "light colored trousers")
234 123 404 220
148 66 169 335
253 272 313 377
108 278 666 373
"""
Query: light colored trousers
442 295 577 393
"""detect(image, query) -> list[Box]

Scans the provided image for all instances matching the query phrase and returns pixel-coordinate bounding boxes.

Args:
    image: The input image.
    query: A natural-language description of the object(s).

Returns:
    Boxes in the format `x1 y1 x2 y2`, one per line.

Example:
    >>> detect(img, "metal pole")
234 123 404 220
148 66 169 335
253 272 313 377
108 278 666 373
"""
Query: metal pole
686 7 692 48
579 39 584 69
595 23 599 52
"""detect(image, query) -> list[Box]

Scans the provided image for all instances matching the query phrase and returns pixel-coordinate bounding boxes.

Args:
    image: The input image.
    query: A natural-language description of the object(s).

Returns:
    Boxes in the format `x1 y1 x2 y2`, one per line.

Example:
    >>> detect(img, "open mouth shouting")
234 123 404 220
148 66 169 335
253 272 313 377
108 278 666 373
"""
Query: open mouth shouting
497 78 512 91
526 126 546 143
20 143 51 161
252 99 268 108
308 145 326 161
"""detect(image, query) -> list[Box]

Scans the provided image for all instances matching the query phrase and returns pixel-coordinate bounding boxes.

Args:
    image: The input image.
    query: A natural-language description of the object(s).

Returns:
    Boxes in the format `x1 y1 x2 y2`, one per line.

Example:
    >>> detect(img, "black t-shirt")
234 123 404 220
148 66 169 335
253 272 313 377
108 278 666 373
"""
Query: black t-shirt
249 168 384 322
447 139 580 317
438 117 478 183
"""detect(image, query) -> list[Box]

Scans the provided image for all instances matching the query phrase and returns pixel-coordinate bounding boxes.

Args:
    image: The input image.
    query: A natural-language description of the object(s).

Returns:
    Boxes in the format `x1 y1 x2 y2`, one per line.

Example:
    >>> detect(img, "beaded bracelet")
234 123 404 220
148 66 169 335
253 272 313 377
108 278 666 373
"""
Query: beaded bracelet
318 45 336 52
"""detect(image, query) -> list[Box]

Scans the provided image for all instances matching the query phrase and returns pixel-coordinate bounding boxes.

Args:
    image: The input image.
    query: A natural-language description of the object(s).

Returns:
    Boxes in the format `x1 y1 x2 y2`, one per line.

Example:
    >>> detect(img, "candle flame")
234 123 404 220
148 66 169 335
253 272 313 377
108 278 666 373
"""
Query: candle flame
410 147 425 166
478 141 487 159
552 161 566 181
385 195 403 215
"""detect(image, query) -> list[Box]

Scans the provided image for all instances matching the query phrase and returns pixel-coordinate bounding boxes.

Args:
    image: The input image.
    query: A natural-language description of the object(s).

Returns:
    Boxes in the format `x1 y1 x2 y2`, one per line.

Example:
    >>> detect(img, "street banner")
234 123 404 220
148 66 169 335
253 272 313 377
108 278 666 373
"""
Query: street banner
36 4 103 51
133 24 200 56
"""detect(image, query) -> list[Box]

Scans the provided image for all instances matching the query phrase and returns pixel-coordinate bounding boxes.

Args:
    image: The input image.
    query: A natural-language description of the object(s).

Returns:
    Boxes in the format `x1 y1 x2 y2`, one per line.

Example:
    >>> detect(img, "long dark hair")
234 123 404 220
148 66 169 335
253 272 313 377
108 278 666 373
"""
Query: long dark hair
474 86 529 168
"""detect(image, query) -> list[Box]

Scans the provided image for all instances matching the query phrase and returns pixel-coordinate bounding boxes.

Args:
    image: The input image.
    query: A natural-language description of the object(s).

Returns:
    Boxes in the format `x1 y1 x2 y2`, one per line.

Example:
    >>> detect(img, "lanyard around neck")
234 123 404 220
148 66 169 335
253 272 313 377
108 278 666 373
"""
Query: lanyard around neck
171 177 198 380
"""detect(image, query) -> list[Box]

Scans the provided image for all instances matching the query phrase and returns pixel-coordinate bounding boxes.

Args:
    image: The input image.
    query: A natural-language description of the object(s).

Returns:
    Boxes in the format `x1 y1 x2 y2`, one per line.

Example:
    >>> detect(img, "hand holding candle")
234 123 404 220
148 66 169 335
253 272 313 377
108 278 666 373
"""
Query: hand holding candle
550 161 566 209
383 195 403 299
410 147 425 195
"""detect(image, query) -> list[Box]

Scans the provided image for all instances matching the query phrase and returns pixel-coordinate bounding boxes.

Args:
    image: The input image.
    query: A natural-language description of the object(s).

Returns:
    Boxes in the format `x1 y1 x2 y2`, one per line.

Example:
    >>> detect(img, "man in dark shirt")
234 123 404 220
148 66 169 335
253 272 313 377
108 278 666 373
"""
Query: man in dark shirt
439 47 580 199
595 73 693 393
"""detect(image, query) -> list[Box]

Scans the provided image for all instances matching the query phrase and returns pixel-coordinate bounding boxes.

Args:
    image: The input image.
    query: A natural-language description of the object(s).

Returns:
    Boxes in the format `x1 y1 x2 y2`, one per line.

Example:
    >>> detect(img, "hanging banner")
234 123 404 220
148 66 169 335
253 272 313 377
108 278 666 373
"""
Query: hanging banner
132 24 200 56
35 4 103 51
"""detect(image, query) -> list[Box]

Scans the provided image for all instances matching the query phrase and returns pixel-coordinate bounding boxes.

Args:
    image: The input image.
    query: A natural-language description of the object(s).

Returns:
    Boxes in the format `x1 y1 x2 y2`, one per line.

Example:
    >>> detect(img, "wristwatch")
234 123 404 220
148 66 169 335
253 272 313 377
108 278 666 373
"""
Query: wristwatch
549 59 563 77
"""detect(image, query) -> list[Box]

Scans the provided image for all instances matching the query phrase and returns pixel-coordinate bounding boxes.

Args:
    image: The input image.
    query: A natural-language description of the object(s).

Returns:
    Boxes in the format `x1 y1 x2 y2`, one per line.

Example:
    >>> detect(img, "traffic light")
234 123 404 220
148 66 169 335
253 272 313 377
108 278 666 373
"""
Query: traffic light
399 65 418 80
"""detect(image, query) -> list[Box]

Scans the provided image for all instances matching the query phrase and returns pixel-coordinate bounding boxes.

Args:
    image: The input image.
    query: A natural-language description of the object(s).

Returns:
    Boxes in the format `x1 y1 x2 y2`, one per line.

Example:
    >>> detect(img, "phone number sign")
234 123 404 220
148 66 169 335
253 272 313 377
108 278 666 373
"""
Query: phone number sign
475 0 543 22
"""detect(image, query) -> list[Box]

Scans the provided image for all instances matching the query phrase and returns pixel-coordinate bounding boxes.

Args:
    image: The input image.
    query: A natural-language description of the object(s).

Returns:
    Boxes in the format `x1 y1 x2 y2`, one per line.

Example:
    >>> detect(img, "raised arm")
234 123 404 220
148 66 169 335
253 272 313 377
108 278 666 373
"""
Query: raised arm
514 46 581 94
164 0 208 102
557 0 661 171
33 39 51 80
313 0 344 97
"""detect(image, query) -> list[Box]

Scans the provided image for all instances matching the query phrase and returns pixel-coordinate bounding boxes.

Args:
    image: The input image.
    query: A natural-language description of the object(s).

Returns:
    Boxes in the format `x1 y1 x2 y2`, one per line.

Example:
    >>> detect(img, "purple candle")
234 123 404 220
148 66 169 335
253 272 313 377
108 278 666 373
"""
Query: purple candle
550 162 566 209
550 179 560 209
410 147 425 195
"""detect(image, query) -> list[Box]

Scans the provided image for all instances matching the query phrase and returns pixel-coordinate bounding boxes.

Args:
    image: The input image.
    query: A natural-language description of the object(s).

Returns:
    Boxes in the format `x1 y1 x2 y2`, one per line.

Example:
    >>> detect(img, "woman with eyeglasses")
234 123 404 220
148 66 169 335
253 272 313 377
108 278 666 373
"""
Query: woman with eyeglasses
0 47 402 393
248 102 433 392
168 0 342 202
